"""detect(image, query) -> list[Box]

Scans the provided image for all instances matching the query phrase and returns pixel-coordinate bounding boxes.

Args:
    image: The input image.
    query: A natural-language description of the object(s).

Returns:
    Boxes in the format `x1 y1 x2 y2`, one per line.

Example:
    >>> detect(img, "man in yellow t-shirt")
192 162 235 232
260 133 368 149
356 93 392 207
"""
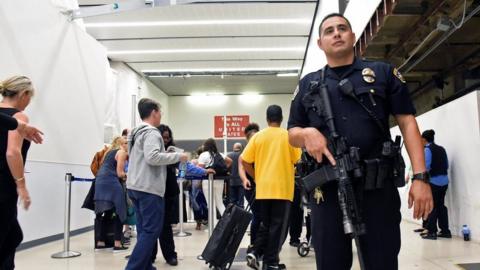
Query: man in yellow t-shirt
241 105 301 270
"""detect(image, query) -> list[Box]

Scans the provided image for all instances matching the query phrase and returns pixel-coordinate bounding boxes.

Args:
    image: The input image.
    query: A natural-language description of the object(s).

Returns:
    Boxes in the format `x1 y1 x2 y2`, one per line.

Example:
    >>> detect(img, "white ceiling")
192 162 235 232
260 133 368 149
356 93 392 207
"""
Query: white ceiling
80 0 317 95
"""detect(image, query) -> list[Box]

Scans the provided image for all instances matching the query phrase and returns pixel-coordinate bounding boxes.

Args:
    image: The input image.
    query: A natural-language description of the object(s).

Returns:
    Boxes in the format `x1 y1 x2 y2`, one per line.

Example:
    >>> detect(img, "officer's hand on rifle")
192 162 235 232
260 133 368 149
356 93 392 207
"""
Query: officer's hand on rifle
408 181 433 220
303 127 336 166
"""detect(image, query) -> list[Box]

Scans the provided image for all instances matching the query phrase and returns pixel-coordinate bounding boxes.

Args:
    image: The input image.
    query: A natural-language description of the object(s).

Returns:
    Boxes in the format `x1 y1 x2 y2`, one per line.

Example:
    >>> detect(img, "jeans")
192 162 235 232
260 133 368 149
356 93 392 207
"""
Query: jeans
229 185 245 208
125 190 164 270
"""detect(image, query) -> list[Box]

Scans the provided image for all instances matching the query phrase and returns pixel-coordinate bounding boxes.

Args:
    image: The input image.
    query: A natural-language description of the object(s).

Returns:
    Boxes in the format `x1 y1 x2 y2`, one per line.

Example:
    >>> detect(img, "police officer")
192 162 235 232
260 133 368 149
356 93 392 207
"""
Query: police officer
287 13 433 270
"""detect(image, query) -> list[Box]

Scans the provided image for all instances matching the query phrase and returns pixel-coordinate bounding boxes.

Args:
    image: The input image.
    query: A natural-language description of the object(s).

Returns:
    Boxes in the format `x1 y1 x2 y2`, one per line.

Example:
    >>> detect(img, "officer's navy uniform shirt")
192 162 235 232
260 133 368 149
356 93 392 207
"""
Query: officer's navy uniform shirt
288 58 416 159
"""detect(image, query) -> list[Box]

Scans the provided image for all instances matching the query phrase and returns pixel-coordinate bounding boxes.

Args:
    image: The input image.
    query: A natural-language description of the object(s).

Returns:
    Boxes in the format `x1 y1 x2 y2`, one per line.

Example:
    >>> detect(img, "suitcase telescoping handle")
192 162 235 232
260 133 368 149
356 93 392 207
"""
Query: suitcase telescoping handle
244 187 256 213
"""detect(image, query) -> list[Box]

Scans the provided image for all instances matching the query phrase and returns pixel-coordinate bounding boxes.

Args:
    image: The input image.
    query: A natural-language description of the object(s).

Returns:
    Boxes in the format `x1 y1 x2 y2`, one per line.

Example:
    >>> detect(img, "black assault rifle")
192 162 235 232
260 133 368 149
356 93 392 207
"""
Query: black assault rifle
299 73 367 270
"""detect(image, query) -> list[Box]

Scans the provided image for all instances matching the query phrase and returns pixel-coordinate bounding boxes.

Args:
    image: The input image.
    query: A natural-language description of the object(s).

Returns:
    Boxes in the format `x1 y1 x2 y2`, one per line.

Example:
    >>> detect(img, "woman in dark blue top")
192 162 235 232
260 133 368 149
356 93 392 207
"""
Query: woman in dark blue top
94 136 128 251
0 76 35 269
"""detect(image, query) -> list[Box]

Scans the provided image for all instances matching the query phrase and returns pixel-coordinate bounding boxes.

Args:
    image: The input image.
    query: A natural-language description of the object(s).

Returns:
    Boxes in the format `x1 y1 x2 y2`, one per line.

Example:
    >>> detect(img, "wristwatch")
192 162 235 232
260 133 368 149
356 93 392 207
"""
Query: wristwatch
411 172 430 183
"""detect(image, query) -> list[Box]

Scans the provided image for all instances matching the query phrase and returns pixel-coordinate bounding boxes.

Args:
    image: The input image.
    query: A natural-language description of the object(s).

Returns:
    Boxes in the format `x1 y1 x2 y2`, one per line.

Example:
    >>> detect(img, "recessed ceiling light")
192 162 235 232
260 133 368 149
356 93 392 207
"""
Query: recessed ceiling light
85 19 312 28
109 47 304 55
143 67 300 73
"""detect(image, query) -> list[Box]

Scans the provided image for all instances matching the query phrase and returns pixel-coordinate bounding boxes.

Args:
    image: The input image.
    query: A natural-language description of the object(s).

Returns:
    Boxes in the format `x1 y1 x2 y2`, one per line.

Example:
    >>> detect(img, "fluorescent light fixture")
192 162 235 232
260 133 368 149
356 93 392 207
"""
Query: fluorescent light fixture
143 67 300 73
241 92 259 96
187 93 227 106
149 74 220 78
277 73 298 77
85 18 311 28
109 47 304 55
190 92 207 96
238 92 263 105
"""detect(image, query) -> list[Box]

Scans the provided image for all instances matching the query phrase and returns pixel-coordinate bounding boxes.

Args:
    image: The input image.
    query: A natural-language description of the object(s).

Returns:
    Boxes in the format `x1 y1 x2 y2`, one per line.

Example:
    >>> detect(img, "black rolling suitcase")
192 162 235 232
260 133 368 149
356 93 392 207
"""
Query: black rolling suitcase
94 214 115 248
201 203 253 270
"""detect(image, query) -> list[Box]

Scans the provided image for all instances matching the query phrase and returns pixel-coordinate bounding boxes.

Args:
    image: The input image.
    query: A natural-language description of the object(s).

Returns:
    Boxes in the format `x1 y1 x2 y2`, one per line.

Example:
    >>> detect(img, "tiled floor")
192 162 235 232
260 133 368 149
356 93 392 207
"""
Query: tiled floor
15 221 480 270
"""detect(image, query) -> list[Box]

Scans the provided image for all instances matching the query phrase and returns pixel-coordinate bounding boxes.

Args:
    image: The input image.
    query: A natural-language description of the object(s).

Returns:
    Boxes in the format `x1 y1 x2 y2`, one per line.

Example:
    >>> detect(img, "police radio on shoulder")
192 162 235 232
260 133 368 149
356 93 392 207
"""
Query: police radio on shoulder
411 172 430 183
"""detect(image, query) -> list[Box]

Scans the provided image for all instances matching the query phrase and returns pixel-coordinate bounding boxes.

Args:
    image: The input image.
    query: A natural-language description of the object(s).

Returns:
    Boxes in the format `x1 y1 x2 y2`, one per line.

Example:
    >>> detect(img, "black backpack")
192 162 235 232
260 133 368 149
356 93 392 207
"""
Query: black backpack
209 152 229 177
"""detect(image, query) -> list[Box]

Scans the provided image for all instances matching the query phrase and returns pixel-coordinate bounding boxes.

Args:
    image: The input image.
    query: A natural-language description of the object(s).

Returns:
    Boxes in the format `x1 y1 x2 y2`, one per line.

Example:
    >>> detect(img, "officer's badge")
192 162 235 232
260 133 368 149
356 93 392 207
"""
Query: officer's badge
362 68 375 83
291 85 299 100
393 68 406 83
362 68 376 77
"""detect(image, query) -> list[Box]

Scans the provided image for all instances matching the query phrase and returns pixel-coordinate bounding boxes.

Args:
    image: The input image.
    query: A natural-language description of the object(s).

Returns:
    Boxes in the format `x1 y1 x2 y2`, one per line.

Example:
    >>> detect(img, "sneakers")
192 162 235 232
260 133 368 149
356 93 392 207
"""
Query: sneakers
262 264 286 270
246 253 260 270
94 246 112 252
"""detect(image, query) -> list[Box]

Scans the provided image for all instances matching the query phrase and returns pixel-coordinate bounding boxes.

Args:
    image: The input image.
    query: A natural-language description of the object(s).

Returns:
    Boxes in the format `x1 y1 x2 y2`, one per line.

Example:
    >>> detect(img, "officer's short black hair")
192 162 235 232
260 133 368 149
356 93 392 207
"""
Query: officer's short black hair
421 129 435 143
266 105 283 124
138 98 160 120
319 13 352 36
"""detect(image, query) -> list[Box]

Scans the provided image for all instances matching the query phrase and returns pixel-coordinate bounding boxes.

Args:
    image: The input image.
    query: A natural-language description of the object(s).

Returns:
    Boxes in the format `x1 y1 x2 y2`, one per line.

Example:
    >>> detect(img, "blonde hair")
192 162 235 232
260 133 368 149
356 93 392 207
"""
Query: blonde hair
109 136 125 151
101 136 126 163
0 75 35 98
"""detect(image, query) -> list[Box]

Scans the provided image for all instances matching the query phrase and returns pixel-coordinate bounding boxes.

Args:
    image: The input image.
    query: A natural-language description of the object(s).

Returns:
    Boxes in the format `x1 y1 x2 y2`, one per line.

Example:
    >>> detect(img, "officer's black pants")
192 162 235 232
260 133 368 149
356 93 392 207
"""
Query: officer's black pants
253 200 291 265
426 184 450 234
311 182 401 270
0 198 23 270
289 186 304 244
305 213 311 242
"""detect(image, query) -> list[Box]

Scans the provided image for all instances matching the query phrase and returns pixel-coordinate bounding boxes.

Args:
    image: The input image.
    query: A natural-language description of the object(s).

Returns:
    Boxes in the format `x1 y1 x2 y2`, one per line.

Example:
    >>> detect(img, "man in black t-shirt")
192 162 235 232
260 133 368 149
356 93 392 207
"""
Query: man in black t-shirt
228 143 244 208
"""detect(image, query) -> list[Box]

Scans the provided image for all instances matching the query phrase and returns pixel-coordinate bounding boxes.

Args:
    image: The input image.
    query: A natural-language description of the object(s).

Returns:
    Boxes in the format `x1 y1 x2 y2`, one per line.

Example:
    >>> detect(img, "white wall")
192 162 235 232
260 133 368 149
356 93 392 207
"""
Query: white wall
140 75 170 125
301 0 384 78
0 0 109 242
301 0 338 77
108 61 170 134
392 91 480 241
344 0 382 42
168 94 292 140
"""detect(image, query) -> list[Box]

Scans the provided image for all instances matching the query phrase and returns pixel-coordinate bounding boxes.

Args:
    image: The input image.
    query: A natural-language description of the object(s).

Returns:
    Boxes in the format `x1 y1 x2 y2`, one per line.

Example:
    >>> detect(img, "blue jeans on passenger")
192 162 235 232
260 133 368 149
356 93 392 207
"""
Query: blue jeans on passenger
125 190 164 270
229 185 245 208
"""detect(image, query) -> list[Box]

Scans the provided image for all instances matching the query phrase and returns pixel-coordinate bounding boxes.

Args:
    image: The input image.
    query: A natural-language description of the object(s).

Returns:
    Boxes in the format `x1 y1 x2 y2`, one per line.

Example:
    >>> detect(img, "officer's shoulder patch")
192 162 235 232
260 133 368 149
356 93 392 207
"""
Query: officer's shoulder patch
393 68 406 83
291 85 299 101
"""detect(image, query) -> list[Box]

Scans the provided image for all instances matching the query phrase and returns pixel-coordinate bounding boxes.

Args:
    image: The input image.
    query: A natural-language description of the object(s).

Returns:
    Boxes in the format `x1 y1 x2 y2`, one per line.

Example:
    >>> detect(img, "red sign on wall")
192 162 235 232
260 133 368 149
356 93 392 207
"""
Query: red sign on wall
214 115 250 138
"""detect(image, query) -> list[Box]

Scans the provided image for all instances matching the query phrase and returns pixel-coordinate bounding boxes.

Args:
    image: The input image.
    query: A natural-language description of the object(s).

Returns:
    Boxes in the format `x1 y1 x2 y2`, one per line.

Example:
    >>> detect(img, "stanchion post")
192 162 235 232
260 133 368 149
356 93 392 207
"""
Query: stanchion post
51 173 81 258
174 164 191 237
208 173 215 237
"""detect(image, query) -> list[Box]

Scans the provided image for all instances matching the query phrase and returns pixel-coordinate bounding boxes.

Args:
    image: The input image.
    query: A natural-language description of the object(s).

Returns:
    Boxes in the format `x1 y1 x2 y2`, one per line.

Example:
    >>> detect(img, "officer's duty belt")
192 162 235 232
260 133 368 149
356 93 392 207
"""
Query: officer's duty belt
302 158 393 192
